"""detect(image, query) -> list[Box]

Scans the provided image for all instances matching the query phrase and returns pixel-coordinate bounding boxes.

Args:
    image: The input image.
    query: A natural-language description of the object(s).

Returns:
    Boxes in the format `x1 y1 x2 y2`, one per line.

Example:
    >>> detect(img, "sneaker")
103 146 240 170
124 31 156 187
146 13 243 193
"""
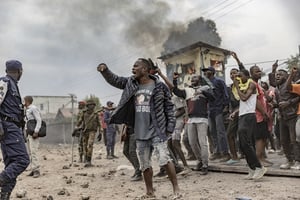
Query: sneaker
33 170 40 178
106 155 113 160
268 149 275 154
112 155 119 159
130 174 142 181
226 159 240 165
291 161 300 170
252 167 267 180
175 166 184 174
244 168 255 180
192 162 203 171
154 169 166 177
179 167 192 175
280 161 294 169
27 171 34 177
199 167 208 175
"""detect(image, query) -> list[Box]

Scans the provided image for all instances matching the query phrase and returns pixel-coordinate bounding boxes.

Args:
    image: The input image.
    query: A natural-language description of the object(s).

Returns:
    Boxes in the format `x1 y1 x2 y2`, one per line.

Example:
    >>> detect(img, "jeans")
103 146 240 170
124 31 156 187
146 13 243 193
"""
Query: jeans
280 117 300 162
106 130 116 155
238 114 261 170
209 113 229 154
187 122 209 167
123 134 140 174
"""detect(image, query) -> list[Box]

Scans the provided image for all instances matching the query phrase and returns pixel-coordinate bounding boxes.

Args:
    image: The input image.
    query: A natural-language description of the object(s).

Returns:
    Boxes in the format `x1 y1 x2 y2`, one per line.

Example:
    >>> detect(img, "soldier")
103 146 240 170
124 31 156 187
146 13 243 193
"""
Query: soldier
76 101 86 163
76 99 101 167
0 60 30 199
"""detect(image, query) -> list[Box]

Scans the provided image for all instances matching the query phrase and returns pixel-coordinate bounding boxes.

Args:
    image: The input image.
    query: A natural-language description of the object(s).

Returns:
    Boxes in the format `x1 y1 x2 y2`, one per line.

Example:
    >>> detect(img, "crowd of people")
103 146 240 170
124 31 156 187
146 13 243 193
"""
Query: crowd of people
0 54 299 199
95 54 300 199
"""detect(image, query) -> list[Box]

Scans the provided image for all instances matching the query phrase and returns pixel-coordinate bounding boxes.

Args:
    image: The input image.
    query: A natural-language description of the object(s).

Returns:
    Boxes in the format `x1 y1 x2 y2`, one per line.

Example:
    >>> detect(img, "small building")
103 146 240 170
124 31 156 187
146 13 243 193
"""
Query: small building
158 41 231 88
31 95 75 119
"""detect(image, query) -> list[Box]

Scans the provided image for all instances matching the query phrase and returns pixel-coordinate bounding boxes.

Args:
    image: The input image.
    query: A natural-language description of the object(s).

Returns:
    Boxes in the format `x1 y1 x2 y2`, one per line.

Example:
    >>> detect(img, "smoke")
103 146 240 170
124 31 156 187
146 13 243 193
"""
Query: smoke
162 17 222 55
33 0 221 59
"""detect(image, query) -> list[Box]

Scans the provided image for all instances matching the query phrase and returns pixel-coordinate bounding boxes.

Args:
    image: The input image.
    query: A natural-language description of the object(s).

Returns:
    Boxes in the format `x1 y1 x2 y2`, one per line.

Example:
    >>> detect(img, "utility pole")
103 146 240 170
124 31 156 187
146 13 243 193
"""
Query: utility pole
69 94 77 132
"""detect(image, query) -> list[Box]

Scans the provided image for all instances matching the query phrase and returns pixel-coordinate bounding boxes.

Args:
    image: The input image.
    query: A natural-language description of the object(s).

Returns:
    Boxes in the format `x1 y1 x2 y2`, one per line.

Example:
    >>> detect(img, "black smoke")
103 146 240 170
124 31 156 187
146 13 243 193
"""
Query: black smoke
161 17 222 55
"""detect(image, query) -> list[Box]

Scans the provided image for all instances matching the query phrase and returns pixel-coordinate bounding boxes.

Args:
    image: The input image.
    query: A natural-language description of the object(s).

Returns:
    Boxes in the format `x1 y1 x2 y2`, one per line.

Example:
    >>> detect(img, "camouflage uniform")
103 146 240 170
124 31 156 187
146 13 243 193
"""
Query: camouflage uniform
77 100 101 166
76 101 86 163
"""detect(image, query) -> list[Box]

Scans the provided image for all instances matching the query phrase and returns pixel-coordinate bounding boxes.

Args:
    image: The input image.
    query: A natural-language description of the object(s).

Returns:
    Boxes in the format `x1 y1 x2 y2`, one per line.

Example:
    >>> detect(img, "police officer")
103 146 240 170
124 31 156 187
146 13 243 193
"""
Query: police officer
0 60 30 199
76 99 101 167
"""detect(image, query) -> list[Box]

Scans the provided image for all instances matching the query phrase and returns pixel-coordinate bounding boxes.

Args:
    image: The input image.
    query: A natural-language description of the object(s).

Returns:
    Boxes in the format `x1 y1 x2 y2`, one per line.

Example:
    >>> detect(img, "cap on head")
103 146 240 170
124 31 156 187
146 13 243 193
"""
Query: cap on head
201 66 215 74
106 101 114 106
86 99 96 105
6 60 22 71
78 101 86 105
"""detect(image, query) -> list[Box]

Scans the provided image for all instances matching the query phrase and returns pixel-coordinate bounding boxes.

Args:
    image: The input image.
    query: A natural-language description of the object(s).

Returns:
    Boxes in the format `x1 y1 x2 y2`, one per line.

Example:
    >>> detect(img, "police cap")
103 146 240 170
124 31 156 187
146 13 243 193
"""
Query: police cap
6 60 22 71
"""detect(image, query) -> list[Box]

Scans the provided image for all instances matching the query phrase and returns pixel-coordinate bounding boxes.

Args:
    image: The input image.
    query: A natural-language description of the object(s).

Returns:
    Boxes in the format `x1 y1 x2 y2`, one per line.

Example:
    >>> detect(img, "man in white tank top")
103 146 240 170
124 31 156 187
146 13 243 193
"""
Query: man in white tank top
233 69 267 180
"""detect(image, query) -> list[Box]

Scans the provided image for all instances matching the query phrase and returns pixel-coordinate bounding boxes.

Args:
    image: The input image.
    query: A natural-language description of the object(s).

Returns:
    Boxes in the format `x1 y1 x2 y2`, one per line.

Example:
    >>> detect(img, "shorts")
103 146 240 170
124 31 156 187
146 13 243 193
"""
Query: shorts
136 136 172 172
255 121 269 140
172 118 184 141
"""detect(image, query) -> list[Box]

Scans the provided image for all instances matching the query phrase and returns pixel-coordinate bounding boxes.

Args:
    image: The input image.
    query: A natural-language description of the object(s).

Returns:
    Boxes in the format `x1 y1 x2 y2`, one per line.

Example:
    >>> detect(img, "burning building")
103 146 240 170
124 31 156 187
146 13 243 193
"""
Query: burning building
158 41 231 88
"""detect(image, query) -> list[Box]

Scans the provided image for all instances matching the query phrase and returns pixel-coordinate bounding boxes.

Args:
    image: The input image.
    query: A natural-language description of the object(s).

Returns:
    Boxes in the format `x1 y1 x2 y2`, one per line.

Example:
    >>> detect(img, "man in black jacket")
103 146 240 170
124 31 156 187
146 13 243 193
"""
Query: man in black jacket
97 58 180 199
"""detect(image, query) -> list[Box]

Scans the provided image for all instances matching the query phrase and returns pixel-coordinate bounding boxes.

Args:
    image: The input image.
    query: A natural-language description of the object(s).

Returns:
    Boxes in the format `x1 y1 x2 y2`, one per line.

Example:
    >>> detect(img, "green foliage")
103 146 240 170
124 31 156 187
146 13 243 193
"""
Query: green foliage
84 94 102 110
286 54 300 70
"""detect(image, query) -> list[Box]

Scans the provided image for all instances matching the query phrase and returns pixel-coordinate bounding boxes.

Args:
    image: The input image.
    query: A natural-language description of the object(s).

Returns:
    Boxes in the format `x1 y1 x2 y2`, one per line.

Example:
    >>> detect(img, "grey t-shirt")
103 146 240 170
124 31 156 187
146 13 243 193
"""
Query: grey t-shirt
134 82 156 140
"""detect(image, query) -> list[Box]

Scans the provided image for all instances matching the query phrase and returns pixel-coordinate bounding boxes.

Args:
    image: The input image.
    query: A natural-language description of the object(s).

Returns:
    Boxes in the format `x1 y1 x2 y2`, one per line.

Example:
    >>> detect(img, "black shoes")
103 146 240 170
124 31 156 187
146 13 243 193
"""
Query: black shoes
130 173 142 181
33 170 40 178
28 170 40 178
192 162 203 171
199 167 208 175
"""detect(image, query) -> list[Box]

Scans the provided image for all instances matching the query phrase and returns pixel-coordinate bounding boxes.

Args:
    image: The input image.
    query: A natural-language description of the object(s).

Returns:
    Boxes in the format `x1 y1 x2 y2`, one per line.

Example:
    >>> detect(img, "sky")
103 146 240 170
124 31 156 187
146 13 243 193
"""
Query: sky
0 0 299 105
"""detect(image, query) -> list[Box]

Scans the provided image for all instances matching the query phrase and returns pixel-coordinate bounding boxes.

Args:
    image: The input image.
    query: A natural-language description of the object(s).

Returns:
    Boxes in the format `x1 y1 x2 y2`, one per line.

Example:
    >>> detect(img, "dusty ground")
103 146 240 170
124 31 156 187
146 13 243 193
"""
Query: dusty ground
4 142 300 200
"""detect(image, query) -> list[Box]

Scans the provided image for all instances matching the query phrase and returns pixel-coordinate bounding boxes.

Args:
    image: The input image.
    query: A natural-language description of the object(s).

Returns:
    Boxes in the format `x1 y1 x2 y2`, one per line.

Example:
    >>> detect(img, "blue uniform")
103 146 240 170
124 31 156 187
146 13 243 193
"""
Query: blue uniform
0 75 30 193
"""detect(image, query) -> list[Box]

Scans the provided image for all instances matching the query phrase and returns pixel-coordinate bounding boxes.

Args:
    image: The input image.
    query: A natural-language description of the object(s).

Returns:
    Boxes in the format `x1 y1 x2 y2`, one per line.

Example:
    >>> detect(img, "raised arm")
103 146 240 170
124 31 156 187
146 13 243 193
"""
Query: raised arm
172 74 187 99
156 68 174 91
97 63 128 90
231 52 245 70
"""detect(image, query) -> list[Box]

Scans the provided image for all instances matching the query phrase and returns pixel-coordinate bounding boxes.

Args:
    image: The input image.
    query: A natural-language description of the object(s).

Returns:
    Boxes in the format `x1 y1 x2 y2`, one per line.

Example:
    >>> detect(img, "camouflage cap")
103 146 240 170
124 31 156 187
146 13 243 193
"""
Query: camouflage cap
86 99 96 105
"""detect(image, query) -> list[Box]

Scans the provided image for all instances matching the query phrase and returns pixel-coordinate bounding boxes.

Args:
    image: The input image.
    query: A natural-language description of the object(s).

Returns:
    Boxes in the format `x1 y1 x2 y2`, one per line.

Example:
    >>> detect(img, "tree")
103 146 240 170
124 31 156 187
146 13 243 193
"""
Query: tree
286 53 300 70
162 17 222 54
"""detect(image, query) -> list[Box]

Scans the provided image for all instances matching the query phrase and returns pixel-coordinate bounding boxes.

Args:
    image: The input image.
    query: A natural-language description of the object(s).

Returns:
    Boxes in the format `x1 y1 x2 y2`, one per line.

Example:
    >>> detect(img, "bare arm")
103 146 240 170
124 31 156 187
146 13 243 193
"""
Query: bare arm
234 79 256 101
231 52 245 70
156 68 174 90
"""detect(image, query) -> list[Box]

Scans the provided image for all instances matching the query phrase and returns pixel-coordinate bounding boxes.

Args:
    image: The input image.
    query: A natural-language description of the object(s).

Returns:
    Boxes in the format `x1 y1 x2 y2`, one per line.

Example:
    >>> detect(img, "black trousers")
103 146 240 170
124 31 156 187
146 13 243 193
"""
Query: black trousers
238 113 262 170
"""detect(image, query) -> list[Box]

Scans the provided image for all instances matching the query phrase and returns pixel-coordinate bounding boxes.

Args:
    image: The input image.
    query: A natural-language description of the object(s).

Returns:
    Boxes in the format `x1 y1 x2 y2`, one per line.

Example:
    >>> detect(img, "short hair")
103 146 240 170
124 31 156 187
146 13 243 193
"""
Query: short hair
24 96 33 104
230 68 239 72
138 58 151 70
240 69 250 77
277 69 288 74
249 65 259 75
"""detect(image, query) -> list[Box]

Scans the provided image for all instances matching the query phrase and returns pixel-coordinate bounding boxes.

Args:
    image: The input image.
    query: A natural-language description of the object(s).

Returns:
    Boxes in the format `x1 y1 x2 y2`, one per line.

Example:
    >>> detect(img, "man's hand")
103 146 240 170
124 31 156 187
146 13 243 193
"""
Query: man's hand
97 63 107 72
32 132 39 139
231 52 238 60
272 60 278 73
